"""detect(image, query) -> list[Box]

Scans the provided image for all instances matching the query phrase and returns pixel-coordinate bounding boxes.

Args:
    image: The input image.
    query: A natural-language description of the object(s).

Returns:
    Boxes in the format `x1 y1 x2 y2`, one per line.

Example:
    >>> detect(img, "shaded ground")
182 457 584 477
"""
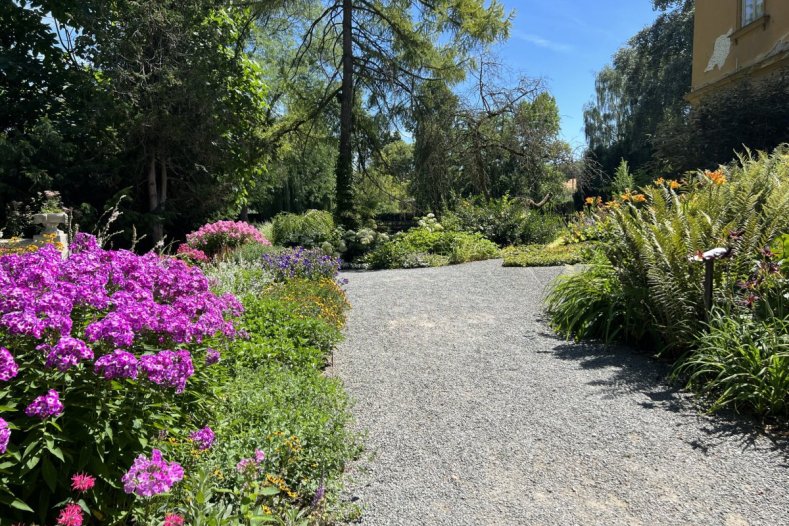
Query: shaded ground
334 260 788 525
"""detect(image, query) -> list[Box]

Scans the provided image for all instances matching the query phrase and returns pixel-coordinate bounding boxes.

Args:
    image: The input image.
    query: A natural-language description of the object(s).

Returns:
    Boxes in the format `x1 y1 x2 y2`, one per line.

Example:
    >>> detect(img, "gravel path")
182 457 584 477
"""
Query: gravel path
333 259 788 526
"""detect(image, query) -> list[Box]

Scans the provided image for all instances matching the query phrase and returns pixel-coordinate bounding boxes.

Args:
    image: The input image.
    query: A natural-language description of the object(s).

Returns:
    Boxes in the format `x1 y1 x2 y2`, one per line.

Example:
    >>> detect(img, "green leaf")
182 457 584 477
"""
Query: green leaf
258 485 280 496
10 498 34 512
42 457 57 492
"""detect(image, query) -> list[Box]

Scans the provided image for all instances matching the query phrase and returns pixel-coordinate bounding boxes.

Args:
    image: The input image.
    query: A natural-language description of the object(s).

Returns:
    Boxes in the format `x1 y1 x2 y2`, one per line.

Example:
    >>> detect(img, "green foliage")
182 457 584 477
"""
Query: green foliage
675 313 789 418
125 267 355 523
653 74 789 175
443 196 565 246
545 255 638 343
365 222 499 269
548 146 789 359
583 1 693 182
502 243 595 267
1 1 269 244
605 151 789 353
610 159 635 195
272 210 336 248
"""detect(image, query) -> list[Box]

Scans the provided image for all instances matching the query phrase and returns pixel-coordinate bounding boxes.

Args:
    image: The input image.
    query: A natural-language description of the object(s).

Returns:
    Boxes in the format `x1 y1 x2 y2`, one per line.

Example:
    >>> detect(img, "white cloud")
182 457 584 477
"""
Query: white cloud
511 30 573 53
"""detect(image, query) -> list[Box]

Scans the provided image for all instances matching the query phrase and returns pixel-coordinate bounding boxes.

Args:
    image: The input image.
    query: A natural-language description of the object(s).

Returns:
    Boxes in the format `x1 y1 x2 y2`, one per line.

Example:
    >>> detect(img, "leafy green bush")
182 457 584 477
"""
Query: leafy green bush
545 255 645 343
272 209 336 248
675 313 789 418
443 196 564 246
365 225 499 269
550 148 789 354
502 242 595 267
159 365 359 522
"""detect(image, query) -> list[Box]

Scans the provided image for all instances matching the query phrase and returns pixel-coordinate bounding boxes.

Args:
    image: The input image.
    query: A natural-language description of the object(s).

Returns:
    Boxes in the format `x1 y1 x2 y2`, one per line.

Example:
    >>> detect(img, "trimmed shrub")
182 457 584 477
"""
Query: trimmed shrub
365 226 499 270
502 242 595 267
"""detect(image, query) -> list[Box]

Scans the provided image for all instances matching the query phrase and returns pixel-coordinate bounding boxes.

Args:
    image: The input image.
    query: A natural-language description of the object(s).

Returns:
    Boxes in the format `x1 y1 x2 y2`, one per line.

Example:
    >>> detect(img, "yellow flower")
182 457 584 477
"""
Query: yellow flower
262 505 273 515
619 193 631 202
654 177 665 186
632 193 647 203
669 180 681 190
584 197 596 206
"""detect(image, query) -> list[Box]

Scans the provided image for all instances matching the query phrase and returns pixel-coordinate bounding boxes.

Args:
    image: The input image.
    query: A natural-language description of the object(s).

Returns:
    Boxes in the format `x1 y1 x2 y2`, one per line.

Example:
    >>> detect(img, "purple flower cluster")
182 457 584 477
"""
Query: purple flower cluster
0 417 9 454
261 247 341 282
205 348 221 365
0 347 18 381
0 234 242 407
121 449 184 497
0 234 242 349
189 426 215 450
25 389 64 419
186 220 271 258
40 337 94 371
139 350 194 393
235 448 266 474
94 350 139 380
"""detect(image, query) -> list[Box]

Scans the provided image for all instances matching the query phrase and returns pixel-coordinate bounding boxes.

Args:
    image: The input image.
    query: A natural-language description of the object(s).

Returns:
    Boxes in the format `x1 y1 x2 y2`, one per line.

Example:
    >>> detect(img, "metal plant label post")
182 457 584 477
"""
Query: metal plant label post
690 246 732 321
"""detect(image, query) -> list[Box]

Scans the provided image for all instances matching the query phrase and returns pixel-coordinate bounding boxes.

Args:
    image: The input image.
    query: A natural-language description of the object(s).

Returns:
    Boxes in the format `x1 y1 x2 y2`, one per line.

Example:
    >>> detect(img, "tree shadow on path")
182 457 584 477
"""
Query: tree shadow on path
544 334 789 466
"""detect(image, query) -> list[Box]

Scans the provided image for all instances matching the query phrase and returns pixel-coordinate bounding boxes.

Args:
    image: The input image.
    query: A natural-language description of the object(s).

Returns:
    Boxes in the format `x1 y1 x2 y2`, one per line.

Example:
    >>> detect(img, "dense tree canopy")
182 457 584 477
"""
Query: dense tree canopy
582 0 693 186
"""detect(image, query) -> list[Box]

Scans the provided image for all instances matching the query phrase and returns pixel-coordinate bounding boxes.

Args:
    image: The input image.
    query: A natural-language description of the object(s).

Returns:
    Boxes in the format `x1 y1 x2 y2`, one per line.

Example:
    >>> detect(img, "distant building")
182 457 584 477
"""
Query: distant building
689 0 788 103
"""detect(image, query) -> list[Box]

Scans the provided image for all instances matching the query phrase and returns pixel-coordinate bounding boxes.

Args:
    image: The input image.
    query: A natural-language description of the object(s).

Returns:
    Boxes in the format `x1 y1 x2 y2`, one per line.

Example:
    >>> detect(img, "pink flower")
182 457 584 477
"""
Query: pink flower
71 473 96 492
122 449 184 497
56 503 83 526
254 448 266 463
163 514 185 526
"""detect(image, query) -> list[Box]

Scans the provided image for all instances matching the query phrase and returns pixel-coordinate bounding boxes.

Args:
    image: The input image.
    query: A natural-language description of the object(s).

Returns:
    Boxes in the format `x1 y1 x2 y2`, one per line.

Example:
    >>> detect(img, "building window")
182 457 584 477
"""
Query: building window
742 0 765 26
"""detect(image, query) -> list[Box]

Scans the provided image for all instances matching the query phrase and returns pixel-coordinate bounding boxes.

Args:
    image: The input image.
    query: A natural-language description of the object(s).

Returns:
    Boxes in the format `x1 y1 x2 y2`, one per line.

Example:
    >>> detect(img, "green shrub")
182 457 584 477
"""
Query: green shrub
674 313 789 418
545 255 646 343
443 196 565 246
502 242 595 267
154 365 359 523
365 225 499 269
272 209 336 248
549 147 789 355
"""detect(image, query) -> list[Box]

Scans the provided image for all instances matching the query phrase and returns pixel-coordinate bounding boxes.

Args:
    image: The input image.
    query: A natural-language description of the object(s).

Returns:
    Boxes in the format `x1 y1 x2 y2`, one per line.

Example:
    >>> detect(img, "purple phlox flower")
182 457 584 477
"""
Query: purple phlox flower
121 449 184 497
140 350 194 393
25 389 64 419
0 347 19 381
44 337 93 371
205 348 221 365
94 350 139 380
189 426 215 450
0 417 10 454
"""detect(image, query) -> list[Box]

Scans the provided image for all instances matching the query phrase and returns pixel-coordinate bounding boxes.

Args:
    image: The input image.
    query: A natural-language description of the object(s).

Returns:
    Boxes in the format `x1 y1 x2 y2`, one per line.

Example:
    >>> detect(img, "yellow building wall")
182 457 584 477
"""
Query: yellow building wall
691 0 789 100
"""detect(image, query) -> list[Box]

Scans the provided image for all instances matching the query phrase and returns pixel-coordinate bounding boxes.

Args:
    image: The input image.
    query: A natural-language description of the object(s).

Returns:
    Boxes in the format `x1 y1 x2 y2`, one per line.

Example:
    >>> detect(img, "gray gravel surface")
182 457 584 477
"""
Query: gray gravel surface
333 259 788 526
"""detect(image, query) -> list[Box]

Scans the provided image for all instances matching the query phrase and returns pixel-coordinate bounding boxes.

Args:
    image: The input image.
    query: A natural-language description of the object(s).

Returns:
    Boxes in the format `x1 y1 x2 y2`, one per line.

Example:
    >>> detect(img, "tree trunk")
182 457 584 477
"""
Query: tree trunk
335 0 356 228
147 154 163 244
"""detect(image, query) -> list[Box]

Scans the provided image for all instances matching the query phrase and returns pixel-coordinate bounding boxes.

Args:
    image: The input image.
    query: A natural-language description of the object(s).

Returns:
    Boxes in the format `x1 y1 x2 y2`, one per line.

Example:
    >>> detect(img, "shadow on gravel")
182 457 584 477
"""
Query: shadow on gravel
549 339 789 465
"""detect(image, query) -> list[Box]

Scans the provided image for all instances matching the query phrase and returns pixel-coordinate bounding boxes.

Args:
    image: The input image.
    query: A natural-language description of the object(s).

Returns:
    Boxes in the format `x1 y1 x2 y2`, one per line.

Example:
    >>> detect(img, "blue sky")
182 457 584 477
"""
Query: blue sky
494 0 660 151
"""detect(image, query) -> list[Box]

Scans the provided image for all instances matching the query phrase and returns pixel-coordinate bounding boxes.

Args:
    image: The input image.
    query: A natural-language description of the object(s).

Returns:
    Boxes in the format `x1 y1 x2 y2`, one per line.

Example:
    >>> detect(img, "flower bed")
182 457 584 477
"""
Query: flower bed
0 234 356 523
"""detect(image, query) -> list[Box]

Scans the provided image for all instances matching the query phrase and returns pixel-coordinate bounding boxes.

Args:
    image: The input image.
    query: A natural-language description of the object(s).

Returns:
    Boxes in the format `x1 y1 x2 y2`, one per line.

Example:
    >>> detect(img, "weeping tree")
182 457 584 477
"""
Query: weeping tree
259 0 511 227
583 0 694 181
